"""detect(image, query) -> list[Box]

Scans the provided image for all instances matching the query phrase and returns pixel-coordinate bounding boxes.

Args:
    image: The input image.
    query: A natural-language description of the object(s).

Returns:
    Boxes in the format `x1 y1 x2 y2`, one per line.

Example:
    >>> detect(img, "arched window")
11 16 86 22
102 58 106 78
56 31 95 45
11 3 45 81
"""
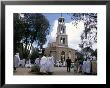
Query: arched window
60 37 63 44
61 51 65 62
60 37 65 44
62 28 65 33
63 38 65 44
61 27 65 34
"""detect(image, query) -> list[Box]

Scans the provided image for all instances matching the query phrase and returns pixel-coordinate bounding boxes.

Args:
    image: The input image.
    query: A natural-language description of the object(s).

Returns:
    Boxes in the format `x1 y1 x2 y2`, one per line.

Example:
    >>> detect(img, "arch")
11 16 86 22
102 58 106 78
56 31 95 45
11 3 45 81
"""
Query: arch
62 28 65 33
61 51 65 63
60 27 65 34
60 37 65 44
60 37 63 44
62 38 65 44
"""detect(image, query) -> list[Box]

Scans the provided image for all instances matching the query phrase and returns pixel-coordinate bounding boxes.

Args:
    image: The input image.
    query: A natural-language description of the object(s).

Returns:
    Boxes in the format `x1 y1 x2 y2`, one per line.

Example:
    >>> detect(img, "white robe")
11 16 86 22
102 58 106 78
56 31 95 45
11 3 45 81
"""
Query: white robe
18 59 25 67
82 61 86 73
22 59 25 67
63 61 66 66
46 56 54 72
35 58 40 66
16 53 20 61
13 55 20 68
85 60 91 73
25 59 32 68
40 56 47 73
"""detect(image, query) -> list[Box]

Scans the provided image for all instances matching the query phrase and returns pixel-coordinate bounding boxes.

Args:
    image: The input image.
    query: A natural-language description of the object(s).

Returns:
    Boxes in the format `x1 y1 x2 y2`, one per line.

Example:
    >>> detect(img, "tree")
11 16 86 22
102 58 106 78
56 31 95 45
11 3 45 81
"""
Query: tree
91 49 97 58
81 47 94 59
22 13 50 51
14 13 50 59
70 13 97 49
75 51 84 61
22 47 30 60
14 13 25 54
30 48 39 64
69 13 97 59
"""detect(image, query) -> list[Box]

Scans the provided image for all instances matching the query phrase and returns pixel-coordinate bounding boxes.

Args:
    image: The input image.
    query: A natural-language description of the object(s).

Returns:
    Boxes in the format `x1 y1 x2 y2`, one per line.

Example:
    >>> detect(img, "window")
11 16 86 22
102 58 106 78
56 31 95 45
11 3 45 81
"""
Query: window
60 37 63 44
61 27 65 33
63 38 65 44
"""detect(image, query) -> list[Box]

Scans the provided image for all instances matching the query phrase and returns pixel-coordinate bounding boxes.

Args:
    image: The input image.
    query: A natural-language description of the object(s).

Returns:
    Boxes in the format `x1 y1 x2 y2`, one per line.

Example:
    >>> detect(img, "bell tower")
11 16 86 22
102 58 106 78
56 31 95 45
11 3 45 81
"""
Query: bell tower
56 15 68 47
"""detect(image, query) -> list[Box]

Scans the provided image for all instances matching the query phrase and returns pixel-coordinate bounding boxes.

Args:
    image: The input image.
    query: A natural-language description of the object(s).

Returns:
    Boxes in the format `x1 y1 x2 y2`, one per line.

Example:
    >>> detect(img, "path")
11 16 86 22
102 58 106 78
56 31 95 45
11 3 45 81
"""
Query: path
14 67 82 75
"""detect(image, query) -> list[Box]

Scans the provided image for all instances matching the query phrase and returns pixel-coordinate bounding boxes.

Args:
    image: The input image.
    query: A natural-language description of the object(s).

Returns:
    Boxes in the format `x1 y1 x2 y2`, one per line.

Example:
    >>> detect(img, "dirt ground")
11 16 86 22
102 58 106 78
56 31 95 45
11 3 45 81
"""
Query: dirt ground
14 67 82 75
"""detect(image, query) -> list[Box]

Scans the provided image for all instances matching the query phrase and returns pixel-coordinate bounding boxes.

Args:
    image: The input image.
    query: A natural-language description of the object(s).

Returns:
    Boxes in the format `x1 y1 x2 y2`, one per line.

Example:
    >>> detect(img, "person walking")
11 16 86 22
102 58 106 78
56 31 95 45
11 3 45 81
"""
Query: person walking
13 53 20 71
46 55 54 75
40 54 47 74
82 59 87 74
66 57 72 72
85 59 91 75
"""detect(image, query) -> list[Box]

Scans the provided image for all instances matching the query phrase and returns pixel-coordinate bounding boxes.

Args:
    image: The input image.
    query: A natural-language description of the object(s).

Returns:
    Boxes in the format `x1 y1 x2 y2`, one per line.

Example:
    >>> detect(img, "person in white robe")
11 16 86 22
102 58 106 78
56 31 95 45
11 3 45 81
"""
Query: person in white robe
85 59 91 74
46 56 54 74
25 59 32 68
51 56 55 66
13 53 20 71
74 62 77 72
40 55 47 73
35 58 40 66
21 59 25 67
82 60 87 74
16 53 20 61
63 61 66 67
18 59 25 67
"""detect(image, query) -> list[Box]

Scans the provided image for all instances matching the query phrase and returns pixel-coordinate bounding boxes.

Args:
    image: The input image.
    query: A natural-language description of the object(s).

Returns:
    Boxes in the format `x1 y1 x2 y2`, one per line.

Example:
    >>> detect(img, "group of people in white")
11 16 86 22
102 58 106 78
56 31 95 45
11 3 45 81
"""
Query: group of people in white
13 53 54 74
35 54 54 74
74 57 97 75
14 53 96 75
82 59 92 74
13 53 31 69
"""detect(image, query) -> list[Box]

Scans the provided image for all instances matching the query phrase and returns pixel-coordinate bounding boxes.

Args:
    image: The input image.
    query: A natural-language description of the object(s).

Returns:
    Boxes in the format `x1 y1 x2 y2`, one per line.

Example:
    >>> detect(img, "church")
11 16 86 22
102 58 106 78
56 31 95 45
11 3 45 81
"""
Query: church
44 16 77 63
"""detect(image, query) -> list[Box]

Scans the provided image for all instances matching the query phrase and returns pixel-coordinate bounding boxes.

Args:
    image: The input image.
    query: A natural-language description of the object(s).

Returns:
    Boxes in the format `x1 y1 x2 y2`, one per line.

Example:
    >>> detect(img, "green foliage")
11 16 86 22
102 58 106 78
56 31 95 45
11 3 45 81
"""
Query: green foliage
14 13 25 53
70 13 97 59
23 13 50 49
78 55 85 62
30 65 40 73
81 47 96 59
76 51 84 61
70 13 97 49
30 48 39 63
14 13 50 59
91 49 97 57
22 49 30 60
82 47 94 53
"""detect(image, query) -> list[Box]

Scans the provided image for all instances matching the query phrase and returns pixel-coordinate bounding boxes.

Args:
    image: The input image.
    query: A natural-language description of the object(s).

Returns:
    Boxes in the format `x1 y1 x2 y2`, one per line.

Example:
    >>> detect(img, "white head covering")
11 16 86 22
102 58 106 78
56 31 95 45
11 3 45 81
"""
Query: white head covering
40 56 47 65
14 54 20 67
15 53 20 61
86 59 91 73
35 58 39 65
46 56 54 72
40 56 47 73
16 53 19 55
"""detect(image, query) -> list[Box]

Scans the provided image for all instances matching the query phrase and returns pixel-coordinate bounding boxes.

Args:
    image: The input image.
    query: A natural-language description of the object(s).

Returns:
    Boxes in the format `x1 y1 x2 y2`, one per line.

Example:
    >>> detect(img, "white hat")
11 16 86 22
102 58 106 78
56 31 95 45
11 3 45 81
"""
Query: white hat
16 53 19 55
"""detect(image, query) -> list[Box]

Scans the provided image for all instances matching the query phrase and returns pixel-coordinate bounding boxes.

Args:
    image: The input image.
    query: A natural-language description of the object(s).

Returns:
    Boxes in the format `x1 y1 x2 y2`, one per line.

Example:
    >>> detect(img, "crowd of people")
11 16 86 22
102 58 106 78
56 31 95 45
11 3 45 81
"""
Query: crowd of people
73 58 97 75
13 53 97 75
35 54 54 74
13 53 55 74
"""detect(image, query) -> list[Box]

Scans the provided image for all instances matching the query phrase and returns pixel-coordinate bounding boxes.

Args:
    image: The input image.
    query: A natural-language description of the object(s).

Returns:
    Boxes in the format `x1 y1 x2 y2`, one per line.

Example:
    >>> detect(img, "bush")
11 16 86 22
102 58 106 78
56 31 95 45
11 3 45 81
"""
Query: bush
30 65 40 73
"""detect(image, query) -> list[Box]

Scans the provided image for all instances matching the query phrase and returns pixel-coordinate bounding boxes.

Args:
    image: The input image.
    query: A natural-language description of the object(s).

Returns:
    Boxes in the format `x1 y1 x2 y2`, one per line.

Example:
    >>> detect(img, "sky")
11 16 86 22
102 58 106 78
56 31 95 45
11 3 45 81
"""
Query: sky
42 13 85 51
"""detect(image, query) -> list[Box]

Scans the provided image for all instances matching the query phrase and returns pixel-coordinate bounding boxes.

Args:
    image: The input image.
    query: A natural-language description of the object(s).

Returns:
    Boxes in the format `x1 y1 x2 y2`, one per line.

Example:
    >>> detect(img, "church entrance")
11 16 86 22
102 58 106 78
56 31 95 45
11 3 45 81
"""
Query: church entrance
50 51 56 58
61 51 65 64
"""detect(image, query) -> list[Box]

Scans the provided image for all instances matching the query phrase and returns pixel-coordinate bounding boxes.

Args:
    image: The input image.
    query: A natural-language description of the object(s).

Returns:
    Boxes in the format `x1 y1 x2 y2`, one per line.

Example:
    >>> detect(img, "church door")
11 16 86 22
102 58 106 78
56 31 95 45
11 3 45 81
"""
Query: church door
61 51 65 64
